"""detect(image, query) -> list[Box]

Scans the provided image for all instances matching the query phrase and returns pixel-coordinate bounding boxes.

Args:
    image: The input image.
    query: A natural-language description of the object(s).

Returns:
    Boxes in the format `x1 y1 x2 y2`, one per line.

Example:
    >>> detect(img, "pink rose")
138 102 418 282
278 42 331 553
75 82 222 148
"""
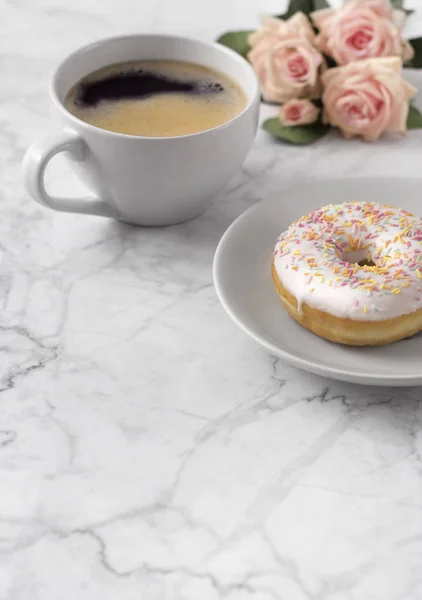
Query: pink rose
311 0 414 65
249 37 324 103
248 13 323 103
322 57 416 141
279 99 320 125
248 12 316 49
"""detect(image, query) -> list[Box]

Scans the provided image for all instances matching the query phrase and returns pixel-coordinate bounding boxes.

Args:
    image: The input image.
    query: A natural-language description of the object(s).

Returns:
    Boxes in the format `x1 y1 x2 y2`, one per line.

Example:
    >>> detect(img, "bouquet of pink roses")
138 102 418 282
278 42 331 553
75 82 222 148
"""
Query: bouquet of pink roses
218 0 422 143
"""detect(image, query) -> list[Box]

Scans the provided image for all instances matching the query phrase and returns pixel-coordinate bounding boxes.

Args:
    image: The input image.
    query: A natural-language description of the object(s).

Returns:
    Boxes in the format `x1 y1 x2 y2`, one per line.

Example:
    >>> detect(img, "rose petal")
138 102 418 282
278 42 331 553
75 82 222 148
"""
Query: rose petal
322 56 416 141
403 40 415 63
279 99 320 125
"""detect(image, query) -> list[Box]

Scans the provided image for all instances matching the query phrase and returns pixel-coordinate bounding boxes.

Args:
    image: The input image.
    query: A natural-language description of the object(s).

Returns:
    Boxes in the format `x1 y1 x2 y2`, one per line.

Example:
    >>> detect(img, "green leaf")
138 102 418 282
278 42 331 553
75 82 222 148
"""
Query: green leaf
216 30 254 59
312 0 330 10
389 0 413 14
278 0 328 19
408 38 422 68
407 105 422 129
278 0 312 19
262 118 330 144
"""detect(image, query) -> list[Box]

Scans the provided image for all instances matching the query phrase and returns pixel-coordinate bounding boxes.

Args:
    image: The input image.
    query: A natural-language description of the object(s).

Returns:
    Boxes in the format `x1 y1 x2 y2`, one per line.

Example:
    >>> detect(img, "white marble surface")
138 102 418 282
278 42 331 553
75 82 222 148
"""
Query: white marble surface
2 1 422 598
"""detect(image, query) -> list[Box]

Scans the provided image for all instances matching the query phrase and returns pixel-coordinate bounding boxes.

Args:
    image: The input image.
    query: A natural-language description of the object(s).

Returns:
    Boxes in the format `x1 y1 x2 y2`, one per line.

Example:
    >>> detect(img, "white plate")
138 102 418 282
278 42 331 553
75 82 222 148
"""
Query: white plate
213 178 422 386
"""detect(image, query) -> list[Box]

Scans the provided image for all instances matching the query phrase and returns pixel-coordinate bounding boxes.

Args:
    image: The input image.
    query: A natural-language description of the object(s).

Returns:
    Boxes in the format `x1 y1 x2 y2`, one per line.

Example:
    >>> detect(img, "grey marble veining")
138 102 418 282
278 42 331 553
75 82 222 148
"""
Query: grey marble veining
2 1 422 599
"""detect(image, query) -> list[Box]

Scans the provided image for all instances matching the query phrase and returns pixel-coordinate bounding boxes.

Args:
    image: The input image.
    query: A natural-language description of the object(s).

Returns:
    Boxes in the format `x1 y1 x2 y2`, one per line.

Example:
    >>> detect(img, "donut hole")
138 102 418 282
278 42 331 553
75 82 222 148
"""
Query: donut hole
357 258 376 267
342 249 376 268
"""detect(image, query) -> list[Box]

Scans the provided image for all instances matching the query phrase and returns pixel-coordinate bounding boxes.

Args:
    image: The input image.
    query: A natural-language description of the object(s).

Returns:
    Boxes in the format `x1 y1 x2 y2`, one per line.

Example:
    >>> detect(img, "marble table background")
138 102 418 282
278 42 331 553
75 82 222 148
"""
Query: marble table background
1 1 422 599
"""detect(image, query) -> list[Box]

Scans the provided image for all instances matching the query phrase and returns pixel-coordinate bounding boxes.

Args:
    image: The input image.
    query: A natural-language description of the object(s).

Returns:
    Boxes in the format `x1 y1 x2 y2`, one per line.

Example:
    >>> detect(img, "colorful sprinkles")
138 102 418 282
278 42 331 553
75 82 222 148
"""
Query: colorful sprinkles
274 202 422 318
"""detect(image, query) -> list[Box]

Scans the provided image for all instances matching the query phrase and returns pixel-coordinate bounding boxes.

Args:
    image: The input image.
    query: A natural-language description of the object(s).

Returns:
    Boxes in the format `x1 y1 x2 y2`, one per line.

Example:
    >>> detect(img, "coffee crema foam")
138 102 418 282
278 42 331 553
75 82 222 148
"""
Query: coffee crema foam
64 60 247 137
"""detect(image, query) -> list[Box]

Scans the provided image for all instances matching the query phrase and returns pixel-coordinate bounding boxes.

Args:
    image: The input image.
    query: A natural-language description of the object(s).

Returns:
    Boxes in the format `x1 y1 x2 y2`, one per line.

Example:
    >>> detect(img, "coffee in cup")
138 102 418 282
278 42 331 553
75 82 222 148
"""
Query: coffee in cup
64 60 247 137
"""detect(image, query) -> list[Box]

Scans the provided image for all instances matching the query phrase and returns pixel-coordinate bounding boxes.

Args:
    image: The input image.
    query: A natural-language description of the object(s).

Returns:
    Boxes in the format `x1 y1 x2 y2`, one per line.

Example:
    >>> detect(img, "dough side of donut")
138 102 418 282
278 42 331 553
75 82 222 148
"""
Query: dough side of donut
272 262 422 346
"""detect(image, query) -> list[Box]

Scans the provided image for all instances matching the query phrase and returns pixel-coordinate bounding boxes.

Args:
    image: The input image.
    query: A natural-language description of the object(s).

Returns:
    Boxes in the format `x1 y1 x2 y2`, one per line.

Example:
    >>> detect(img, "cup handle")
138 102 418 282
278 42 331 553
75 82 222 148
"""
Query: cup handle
22 129 117 218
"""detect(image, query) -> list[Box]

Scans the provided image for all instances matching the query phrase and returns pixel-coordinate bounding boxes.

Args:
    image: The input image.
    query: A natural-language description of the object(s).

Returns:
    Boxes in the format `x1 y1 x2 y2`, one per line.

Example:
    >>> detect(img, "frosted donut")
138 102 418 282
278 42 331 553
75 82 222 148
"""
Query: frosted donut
272 202 422 345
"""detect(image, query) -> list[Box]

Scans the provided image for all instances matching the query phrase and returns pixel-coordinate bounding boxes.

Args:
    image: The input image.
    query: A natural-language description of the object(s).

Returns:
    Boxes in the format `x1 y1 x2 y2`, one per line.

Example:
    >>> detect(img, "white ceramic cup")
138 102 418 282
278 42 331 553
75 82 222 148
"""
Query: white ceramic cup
22 34 260 226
